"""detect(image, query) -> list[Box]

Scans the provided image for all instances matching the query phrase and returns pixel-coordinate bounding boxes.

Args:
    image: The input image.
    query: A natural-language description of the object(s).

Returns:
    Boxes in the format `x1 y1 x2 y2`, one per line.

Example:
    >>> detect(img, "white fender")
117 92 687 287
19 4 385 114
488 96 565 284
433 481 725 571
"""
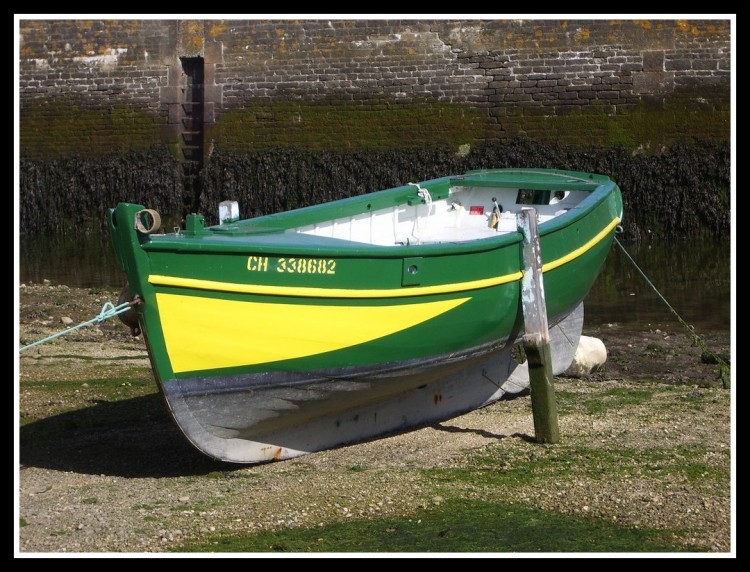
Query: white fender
564 335 607 377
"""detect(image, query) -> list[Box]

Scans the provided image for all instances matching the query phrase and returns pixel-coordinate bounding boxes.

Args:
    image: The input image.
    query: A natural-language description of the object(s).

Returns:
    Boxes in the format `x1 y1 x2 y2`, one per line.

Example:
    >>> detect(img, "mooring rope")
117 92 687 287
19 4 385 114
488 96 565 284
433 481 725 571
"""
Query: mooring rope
613 237 730 388
19 300 137 354
408 182 435 240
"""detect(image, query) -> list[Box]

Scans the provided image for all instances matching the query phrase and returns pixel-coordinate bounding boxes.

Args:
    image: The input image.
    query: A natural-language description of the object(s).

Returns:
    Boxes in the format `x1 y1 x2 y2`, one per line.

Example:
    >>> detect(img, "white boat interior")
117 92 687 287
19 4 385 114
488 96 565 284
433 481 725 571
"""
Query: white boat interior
292 184 590 246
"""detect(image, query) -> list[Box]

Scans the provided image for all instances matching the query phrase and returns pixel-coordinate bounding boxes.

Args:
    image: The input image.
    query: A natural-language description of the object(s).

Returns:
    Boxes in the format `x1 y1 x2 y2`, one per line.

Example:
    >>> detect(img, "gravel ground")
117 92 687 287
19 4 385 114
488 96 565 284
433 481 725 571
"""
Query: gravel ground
16 283 734 556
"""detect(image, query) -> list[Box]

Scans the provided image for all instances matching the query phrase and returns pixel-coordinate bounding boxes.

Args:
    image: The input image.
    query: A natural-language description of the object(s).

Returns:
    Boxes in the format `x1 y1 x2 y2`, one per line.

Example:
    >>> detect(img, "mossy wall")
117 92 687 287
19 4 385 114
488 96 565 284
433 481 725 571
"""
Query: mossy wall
19 147 184 236
197 139 730 243
18 139 728 243
18 18 731 159
20 95 163 159
205 98 729 153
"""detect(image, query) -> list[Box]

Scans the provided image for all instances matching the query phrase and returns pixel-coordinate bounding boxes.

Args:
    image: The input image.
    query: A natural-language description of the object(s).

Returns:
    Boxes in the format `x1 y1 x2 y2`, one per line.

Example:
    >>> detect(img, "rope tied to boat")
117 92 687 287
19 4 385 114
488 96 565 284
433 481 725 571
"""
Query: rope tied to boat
408 182 434 241
409 182 433 206
614 237 730 389
19 298 141 353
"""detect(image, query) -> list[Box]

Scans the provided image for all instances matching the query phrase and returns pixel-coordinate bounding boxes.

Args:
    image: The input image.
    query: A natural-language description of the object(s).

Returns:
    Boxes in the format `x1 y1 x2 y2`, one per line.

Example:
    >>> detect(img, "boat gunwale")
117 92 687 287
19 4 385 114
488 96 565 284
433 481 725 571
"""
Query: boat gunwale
139 179 620 258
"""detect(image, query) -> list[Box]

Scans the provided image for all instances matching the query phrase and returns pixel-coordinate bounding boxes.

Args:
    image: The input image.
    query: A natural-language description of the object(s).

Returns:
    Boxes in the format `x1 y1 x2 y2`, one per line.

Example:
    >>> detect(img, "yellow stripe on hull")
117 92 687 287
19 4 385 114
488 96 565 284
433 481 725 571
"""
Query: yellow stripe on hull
157 293 471 373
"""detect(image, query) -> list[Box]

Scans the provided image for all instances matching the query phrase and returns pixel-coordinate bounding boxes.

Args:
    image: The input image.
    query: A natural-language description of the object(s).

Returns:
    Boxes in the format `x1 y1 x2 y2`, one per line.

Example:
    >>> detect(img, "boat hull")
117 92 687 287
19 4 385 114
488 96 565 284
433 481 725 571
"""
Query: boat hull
161 303 583 463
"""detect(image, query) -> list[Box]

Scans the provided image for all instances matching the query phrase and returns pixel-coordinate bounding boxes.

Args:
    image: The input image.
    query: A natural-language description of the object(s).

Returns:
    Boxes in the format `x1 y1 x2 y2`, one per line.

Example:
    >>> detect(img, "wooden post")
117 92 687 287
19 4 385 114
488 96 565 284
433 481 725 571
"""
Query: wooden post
517 207 560 444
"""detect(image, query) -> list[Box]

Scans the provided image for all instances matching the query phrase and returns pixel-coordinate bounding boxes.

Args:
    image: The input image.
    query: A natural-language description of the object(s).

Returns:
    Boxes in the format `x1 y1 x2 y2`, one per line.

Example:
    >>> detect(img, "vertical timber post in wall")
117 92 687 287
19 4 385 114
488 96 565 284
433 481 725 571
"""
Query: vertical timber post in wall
517 207 560 444
162 21 222 219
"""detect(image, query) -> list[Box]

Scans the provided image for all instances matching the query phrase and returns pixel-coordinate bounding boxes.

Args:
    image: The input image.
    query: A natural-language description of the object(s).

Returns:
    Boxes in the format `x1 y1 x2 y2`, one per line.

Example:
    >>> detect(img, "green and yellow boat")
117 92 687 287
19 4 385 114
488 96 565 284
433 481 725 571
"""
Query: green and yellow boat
109 168 623 464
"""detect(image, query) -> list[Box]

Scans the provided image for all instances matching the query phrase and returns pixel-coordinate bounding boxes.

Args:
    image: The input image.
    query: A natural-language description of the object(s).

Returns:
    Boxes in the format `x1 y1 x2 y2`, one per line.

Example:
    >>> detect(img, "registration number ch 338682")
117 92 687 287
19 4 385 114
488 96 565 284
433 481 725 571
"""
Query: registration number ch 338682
247 256 336 275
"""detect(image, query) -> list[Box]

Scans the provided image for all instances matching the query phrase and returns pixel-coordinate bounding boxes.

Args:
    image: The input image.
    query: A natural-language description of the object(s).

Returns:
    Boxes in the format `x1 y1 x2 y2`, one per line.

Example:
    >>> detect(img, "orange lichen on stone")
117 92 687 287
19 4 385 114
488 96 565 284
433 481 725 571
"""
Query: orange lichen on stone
208 23 226 38
574 26 590 41
185 21 202 35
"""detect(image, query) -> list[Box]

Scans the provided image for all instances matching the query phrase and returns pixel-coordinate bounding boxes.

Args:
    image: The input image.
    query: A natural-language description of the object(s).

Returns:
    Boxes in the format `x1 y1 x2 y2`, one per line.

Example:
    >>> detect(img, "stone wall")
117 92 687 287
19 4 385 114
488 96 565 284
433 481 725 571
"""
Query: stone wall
18 18 731 160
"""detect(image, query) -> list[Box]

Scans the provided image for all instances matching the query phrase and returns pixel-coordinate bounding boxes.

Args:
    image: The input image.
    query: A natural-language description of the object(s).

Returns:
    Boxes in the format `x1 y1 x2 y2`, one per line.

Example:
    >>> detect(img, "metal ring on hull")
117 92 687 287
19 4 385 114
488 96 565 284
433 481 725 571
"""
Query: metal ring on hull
134 209 161 234
117 283 141 337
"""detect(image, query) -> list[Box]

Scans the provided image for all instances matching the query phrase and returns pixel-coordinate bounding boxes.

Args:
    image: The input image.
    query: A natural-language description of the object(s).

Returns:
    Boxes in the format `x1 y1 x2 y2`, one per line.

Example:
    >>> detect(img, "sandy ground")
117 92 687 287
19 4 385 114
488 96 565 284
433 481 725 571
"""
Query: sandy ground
16 283 734 555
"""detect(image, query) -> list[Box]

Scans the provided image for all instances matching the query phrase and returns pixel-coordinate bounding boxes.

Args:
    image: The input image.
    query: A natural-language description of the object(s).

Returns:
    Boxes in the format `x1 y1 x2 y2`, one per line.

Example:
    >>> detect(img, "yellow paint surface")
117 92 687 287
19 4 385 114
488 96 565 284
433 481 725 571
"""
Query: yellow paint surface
157 293 471 373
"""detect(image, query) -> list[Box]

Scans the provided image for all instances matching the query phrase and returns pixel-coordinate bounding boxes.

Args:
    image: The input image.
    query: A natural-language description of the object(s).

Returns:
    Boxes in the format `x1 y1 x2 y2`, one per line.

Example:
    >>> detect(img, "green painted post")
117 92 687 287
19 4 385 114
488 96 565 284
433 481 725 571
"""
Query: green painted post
517 208 560 444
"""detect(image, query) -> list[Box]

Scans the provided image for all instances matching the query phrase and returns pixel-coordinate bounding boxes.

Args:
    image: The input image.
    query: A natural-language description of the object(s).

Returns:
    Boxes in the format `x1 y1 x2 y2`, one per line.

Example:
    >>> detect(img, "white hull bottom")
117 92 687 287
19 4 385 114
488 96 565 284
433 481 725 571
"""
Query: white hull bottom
162 304 584 464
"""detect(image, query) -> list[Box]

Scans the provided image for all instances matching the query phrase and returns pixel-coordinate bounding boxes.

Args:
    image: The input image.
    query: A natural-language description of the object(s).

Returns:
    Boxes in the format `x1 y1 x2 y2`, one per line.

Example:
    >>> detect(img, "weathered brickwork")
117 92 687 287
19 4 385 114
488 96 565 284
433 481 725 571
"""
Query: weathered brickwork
18 18 731 160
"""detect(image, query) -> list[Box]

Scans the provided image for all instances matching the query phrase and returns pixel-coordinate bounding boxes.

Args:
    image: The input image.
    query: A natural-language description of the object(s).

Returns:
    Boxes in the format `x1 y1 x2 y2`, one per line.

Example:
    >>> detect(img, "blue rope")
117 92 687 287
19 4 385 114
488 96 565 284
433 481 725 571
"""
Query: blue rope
19 301 135 353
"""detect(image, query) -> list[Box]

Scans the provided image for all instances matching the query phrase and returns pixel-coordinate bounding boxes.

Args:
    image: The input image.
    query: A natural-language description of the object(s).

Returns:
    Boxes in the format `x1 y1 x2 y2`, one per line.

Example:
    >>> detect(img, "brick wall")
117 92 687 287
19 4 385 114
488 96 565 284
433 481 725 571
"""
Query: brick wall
18 18 731 160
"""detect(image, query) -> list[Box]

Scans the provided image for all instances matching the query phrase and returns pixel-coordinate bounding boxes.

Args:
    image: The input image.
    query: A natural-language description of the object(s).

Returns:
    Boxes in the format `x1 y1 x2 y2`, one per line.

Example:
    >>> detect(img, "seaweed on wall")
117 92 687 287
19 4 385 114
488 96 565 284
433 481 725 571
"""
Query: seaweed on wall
19 139 730 244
